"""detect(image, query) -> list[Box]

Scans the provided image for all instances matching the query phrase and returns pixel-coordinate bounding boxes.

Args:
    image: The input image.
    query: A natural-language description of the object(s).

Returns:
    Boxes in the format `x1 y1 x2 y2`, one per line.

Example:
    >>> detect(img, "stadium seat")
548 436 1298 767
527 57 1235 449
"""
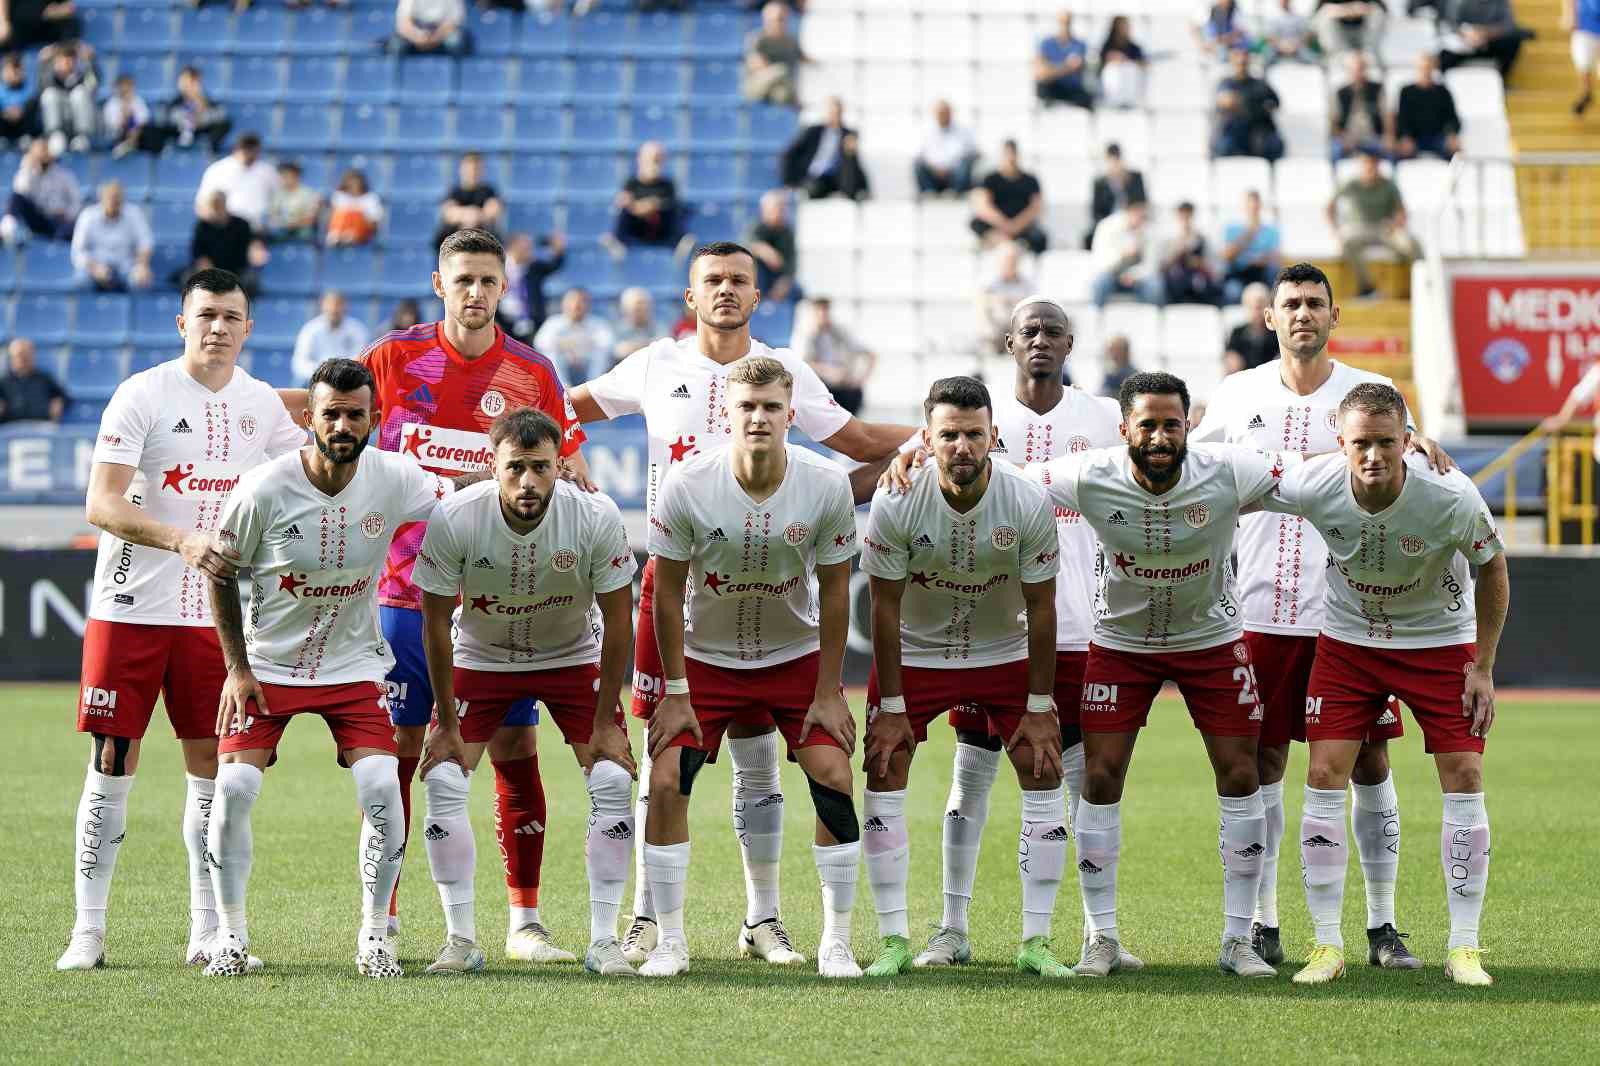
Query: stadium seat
687 105 741 151
629 105 683 147
19 245 75 295
745 151 781 194
501 152 563 194
454 105 512 151
374 248 438 298
175 7 230 54
93 152 154 202
113 54 173 98
566 151 624 196
122 8 178 53
562 201 615 240
571 103 625 151
688 60 741 104
321 246 380 293
288 8 350 57
252 348 297 388
68 349 130 402
460 57 515 103
381 199 438 249
226 56 286 105
250 299 309 347
471 9 529 58
286 57 343 103
75 294 133 347
573 12 632 58
619 247 675 289
340 104 392 151
344 57 399 104
505 198 557 237
511 105 568 151
0 249 15 293
14 294 74 345
398 108 451 151
634 60 687 103
633 13 691 60
230 8 295 55
132 299 179 346
517 59 575 103
747 106 797 151
150 200 194 245
390 153 450 198
574 59 628 104
689 12 750 60
397 56 457 106
276 104 337 153
260 244 320 298
128 346 170 376
685 152 740 199
229 103 278 143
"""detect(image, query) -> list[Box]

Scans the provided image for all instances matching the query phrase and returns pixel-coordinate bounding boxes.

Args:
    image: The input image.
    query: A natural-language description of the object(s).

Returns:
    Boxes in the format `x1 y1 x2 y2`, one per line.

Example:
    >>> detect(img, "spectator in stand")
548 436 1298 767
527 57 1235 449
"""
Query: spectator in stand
1314 1 1387 63
1088 142 1147 250
970 139 1047 254
432 151 502 247
1098 16 1148 109
1569 0 1600 115
1099 334 1137 397
1439 0 1527 78
325 168 383 247
70 180 151 291
0 0 82 52
1264 0 1315 64
1224 282 1278 372
1 137 78 245
1331 51 1389 162
291 290 370 382
602 140 690 259
745 189 797 301
501 230 565 340
390 0 471 57
187 189 267 295
1035 10 1093 110
742 1 806 107
781 96 870 201
1220 188 1281 303
793 296 874 415
101 73 148 159
1395 51 1462 158
611 286 660 362
1212 46 1284 161
1161 201 1220 306
534 287 616 384
386 297 421 333
1328 146 1419 298
0 337 65 423
268 161 322 242
974 240 1034 356
0 50 35 147
36 39 96 156
1091 199 1163 307
195 132 275 233
154 65 231 153
1196 0 1254 61
914 99 979 197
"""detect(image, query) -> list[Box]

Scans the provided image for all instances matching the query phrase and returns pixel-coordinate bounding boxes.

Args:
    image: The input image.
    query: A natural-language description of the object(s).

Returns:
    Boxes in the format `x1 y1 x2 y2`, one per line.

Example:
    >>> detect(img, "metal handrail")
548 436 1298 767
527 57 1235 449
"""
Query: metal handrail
1470 424 1547 542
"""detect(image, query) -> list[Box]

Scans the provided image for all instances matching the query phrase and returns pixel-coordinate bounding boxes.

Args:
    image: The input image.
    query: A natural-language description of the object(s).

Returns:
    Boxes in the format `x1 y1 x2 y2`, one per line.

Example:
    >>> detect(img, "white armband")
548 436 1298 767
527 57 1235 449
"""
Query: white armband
877 694 907 714
664 678 690 696
1025 693 1055 714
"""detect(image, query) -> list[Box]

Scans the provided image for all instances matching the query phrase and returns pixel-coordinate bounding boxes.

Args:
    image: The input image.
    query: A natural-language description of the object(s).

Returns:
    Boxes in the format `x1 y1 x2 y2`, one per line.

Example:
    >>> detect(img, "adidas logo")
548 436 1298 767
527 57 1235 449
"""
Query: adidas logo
754 794 783 807
171 418 192 434
1107 510 1128 526
945 809 966 821
407 384 435 405
472 556 495 569
1327 527 1345 540
707 527 728 543
424 823 448 841
110 833 126 846
1376 708 1397 725
670 383 691 398
1234 842 1265 858
514 820 546 835
912 533 935 548
602 821 632 840
283 523 304 540
1302 834 1340 849
864 816 888 832
386 844 407 862
1077 858 1102 873
1040 825 1070 841
1247 414 1266 430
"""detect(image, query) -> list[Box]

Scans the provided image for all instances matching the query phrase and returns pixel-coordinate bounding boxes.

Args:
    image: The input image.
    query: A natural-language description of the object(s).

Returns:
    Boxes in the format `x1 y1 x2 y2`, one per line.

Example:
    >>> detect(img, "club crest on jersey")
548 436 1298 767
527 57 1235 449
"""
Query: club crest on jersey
1399 534 1426 557
1068 435 1092 454
1232 642 1250 664
479 390 507 417
238 414 258 440
361 511 386 539
991 525 1018 549
1326 410 1339 431
552 547 578 572
1183 504 1211 529
784 522 810 546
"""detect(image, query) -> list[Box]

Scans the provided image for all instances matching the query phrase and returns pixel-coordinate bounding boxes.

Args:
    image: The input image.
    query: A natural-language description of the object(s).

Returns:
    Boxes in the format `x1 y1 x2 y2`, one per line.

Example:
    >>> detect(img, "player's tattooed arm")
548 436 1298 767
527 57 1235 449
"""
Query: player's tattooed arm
647 554 703 758
87 462 240 582
1463 553 1510 738
208 576 267 736
800 561 856 753
419 590 467 778
450 468 492 491
1008 577 1064 782
589 585 637 777
864 575 915 778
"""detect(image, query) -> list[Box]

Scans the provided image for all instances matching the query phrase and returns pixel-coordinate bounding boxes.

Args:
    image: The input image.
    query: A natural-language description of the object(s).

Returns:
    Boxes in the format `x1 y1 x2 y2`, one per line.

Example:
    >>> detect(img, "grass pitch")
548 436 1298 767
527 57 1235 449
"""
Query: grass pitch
7 684 1597 1065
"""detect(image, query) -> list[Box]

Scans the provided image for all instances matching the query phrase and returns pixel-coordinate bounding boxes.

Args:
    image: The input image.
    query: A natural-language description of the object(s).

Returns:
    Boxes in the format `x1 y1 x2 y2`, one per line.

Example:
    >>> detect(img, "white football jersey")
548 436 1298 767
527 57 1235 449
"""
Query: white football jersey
649 444 858 669
217 448 449 685
990 387 1124 650
1033 443 1285 653
585 336 852 521
861 460 1058 669
412 479 636 671
1264 453 1502 649
89 359 306 626
1191 359 1399 635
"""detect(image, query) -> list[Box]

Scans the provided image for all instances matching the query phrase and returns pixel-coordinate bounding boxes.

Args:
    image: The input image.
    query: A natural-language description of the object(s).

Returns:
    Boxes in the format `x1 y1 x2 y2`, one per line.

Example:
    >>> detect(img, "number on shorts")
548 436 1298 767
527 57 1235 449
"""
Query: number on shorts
1232 665 1260 706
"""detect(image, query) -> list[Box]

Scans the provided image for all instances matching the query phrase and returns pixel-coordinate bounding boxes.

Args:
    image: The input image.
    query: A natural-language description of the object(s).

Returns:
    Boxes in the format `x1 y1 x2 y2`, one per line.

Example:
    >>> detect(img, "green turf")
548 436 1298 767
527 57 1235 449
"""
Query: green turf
8 685 1597 1064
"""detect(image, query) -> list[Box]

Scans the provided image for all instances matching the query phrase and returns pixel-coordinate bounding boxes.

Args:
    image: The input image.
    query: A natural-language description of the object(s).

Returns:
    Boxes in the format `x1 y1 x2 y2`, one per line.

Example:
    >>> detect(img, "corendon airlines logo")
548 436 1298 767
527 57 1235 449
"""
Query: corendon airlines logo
160 464 241 496
702 571 802 598
278 572 372 600
1112 553 1212 584
470 592 575 615
908 571 1012 596
398 423 494 473
1333 563 1423 598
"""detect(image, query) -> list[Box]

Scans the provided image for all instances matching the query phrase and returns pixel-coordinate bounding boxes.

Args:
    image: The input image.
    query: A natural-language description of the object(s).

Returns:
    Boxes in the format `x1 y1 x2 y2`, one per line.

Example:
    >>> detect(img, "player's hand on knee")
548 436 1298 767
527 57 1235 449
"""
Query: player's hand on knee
590 719 637 778
865 711 913 779
800 689 856 754
420 721 468 780
648 694 700 759
1007 710 1063 781
1462 661 1495 737
217 668 263 738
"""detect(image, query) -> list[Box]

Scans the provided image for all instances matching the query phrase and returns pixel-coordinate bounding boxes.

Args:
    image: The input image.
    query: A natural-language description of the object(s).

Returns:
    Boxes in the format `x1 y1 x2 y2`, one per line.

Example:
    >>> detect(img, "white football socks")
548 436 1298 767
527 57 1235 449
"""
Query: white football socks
644 841 690 947
728 731 784 926
422 762 475 942
1351 772 1400 930
585 759 634 943
1218 790 1266 943
70 767 133 934
208 762 262 945
941 742 999 934
1442 792 1490 950
1255 779 1284 928
352 754 404 944
863 789 910 938
631 744 654 923
183 774 219 943
1019 786 1068 941
1074 798 1120 942
1301 786 1349 949
814 841 859 947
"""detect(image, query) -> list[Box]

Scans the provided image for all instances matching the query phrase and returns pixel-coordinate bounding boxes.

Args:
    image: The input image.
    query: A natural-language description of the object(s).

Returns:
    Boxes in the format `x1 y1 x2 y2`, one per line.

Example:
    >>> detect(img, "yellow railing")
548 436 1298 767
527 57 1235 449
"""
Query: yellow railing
1471 427 1596 546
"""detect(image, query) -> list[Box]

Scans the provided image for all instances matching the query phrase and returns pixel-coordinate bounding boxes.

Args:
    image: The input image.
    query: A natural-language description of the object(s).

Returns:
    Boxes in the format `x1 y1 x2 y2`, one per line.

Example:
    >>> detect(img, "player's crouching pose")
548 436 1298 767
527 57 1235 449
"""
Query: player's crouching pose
641 356 863 979
203 359 455 978
861 376 1070 979
1263 384 1509 987
410 407 638 976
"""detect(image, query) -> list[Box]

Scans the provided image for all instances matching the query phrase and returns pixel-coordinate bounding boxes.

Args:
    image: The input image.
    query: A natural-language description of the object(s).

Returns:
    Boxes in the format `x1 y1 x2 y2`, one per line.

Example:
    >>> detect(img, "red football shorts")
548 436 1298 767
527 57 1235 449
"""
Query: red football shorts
453 662 623 745
663 652 842 755
1078 639 1262 736
76 619 227 741
1307 635 1482 754
1246 631 1404 747
219 680 398 759
630 558 664 720
948 651 1084 734
866 660 1039 743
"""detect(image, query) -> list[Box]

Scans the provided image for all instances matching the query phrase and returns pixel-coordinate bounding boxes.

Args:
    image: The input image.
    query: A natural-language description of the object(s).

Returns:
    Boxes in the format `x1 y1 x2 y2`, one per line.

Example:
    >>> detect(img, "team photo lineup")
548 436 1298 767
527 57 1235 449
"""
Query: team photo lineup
50 227 1518 992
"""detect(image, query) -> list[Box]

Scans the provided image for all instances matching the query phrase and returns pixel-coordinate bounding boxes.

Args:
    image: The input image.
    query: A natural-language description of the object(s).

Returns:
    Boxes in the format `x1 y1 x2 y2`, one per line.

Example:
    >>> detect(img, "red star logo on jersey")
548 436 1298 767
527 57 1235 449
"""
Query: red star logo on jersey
1269 459 1285 480
1114 552 1136 574
909 571 933 588
162 463 193 493
834 535 848 547
611 555 625 568
1472 536 1490 552
1036 550 1055 565
703 570 727 593
434 481 445 500
470 593 496 614
278 573 306 598
403 428 430 458
667 435 697 463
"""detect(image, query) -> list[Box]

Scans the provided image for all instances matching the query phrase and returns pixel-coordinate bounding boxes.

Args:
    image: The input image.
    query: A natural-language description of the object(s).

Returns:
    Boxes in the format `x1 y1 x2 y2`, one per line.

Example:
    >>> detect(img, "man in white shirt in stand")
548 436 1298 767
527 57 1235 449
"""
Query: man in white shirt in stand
194 133 276 234
291 290 371 384
914 99 979 197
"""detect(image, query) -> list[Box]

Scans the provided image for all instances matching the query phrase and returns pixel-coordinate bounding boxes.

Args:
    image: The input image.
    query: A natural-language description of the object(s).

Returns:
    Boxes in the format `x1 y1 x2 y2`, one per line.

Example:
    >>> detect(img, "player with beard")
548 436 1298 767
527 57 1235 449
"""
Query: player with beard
859 376 1067 979
202 358 471 978
570 243 911 965
1191 261 1454 968
1031 371 1288 979
410 408 638 976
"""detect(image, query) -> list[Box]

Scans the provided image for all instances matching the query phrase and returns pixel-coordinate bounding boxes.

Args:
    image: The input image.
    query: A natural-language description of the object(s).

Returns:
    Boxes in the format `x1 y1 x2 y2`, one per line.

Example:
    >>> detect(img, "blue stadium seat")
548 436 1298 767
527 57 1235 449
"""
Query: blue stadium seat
225 56 286 105
340 104 392 151
751 299 795 347
454 105 511 151
277 104 336 152
574 59 627 104
396 108 450 151
122 8 179 53
150 200 194 244
112 54 173 98
75 5 117 49
230 8 295 55
321 246 380 293
133 299 179 345
175 7 231 54
511 105 567 151
689 105 741 150
390 153 448 198
351 6 396 46
690 12 750 60
0 249 15 293
92 154 154 201
562 201 614 240
19 245 75 294
518 14 571 58
75 294 133 346
56 154 92 192
344 57 398 104
459 58 514 103
566 151 623 196
691 198 743 244
629 105 683 147
128 346 171 376
570 104 624 151
748 105 797 150
381 199 437 248
14 294 74 345
559 244 618 287
65 398 109 424
516 59 574 103
68 349 130 402
260 244 320 297
229 102 278 142
620 247 675 289
250 299 309 348
397 56 456 105
634 60 687 103
689 61 741 103
374 248 437 298
745 151 781 194
252 348 297 388
505 198 556 237
685 152 740 199
297 154 337 190
472 9 529 58
501 153 562 195
288 8 350 57
573 12 632 57
286 57 343 103
632 13 691 60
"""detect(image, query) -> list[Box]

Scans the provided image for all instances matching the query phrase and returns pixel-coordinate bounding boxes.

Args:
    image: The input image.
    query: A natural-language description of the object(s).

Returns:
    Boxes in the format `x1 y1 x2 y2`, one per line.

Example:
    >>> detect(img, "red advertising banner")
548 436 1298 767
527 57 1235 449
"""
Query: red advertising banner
1452 275 1600 424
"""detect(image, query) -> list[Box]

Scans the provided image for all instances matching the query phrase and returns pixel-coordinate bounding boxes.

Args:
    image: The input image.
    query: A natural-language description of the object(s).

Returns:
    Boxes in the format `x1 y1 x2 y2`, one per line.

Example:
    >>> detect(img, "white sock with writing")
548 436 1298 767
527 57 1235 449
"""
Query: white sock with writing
863 790 910 938
208 763 261 945
941 742 999 934
1352 773 1400 930
71 767 133 934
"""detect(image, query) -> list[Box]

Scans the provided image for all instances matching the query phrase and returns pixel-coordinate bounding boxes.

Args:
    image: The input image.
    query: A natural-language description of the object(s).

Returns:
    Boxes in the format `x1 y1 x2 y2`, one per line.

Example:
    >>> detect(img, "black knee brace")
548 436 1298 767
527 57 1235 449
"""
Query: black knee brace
955 728 1003 752
676 747 709 796
805 774 860 844
1061 722 1083 750
92 734 131 776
